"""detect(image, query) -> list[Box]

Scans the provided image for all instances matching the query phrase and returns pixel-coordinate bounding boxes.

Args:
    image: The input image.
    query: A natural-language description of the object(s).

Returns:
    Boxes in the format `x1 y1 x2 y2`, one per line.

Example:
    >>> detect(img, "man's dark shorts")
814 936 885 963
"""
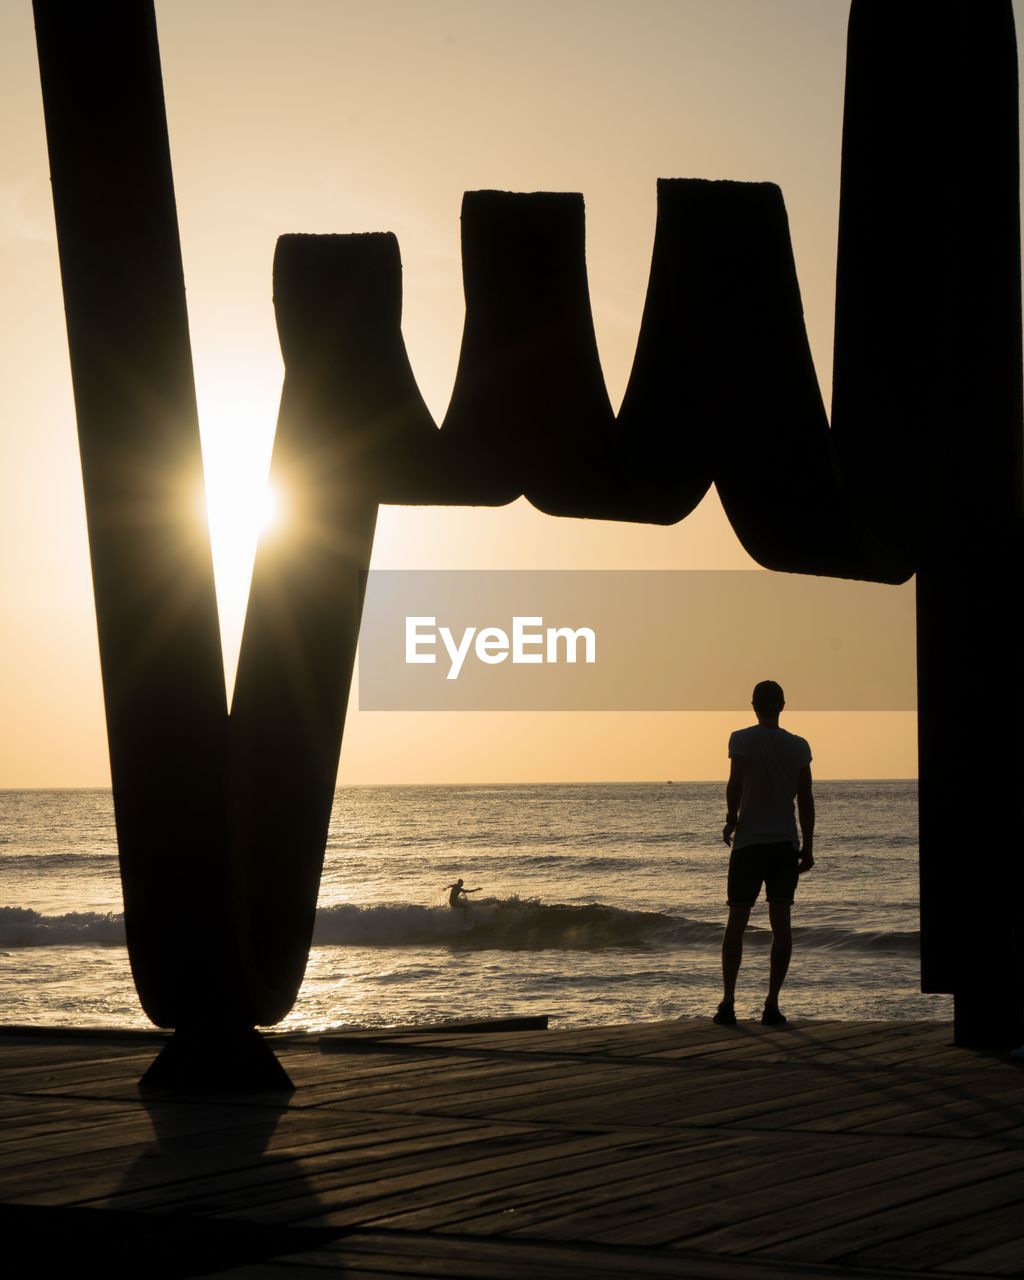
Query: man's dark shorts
728 842 800 906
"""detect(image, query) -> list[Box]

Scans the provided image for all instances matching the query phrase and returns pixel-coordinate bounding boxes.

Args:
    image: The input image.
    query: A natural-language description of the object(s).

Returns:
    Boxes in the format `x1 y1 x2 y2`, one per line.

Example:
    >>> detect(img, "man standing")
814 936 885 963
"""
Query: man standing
716 680 815 1027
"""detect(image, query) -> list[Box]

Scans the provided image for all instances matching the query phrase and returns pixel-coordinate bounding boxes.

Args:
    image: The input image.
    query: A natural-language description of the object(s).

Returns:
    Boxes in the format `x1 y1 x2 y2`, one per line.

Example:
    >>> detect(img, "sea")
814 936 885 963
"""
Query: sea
0 780 949 1032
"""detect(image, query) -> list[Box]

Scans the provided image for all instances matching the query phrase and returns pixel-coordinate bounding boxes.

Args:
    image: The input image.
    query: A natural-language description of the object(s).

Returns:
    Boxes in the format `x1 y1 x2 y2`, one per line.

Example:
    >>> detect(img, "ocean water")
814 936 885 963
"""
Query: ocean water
0 781 950 1030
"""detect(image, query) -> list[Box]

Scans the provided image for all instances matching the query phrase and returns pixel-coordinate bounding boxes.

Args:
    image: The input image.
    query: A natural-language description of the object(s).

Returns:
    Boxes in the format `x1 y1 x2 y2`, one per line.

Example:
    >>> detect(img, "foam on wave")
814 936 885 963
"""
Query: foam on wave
0 898 921 955
0 906 126 947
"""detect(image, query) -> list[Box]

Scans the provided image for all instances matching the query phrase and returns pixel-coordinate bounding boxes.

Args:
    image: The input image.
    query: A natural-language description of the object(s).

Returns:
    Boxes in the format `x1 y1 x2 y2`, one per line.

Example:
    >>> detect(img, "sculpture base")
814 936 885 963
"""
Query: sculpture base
140 1025 295 1092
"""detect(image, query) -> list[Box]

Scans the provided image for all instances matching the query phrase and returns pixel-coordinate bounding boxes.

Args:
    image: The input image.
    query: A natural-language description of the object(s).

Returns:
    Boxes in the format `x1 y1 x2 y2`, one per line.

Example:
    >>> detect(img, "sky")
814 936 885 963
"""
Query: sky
2 0 1014 786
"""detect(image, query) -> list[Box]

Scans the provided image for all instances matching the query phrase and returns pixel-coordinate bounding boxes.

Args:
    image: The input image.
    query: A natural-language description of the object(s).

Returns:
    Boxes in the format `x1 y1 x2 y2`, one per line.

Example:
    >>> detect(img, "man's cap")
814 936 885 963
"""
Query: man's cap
752 679 785 709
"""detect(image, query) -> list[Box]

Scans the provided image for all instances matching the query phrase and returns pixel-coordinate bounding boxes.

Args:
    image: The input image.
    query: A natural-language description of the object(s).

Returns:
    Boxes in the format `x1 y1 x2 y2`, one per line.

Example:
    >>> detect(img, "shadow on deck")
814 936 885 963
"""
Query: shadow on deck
2 1019 1022 1278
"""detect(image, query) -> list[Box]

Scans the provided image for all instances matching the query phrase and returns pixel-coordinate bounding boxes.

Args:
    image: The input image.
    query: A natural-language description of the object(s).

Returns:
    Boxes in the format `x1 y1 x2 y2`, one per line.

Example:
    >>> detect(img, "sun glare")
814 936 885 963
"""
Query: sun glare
197 387 281 692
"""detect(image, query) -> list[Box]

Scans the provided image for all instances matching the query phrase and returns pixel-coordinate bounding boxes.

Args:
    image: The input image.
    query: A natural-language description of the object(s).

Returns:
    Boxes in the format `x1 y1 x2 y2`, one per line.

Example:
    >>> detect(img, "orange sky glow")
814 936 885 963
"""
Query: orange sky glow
4 1 1012 786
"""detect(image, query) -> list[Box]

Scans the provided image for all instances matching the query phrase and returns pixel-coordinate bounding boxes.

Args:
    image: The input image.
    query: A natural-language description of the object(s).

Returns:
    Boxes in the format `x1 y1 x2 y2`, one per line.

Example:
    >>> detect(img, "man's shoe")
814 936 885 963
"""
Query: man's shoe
713 1001 737 1026
761 1001 787 1026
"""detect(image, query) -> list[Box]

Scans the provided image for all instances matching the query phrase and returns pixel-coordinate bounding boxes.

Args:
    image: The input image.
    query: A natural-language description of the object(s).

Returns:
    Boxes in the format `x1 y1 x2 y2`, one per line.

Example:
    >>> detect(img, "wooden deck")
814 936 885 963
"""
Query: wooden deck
2 1019 1023 1278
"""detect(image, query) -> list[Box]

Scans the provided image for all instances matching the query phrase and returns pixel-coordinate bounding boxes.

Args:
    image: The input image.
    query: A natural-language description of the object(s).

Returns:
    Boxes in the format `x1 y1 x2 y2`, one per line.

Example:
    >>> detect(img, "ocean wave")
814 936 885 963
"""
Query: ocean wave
790 924 920 953
0 899 921 956
311 898 694 950
0 852 118 870
0 906 125 947
312 899 921 955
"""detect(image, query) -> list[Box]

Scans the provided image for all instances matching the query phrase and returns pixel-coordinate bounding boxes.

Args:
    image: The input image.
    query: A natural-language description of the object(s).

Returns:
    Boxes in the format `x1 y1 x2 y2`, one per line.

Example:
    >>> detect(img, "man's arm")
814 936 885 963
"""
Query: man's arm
723 756 745 845
797 763 815 872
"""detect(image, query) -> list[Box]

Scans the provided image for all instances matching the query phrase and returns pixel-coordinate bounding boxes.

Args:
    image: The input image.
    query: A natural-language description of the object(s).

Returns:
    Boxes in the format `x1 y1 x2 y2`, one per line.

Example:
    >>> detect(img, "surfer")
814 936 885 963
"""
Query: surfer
716 680 815 1028
446 877 481 917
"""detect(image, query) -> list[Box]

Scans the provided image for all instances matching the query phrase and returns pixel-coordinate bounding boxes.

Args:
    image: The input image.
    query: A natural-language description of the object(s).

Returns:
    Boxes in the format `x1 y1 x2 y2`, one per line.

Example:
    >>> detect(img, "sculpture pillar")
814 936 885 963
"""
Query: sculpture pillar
835 2 1024 1045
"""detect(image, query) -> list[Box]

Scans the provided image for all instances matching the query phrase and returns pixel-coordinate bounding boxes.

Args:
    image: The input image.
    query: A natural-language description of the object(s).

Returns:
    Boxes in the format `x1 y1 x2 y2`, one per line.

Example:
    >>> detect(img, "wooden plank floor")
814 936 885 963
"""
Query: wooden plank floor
2 1020 1023 1278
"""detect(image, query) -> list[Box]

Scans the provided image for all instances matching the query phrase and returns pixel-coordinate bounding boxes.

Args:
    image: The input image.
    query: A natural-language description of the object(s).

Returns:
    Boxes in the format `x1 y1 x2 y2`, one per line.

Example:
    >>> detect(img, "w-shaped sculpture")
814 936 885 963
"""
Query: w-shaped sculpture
33 0 1024 1085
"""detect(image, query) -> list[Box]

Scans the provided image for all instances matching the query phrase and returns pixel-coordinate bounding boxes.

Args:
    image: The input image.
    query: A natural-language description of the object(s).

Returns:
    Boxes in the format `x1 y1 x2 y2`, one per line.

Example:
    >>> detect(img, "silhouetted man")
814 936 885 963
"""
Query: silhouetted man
716 680 814 1026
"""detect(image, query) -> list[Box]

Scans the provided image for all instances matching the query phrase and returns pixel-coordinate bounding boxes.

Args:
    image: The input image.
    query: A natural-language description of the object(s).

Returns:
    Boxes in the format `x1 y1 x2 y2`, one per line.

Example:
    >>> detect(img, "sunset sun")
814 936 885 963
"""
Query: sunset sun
197 385 280 682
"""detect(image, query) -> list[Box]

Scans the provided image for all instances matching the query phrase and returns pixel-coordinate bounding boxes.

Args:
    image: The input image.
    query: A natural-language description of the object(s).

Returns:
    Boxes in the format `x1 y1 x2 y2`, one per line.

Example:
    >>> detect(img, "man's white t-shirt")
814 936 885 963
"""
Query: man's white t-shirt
728 724 812 852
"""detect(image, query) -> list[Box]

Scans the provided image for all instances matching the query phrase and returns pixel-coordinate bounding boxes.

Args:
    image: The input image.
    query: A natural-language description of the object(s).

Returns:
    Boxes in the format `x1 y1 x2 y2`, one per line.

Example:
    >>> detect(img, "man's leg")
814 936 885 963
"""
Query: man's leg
766 901 793 1005
722 904 752 1003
